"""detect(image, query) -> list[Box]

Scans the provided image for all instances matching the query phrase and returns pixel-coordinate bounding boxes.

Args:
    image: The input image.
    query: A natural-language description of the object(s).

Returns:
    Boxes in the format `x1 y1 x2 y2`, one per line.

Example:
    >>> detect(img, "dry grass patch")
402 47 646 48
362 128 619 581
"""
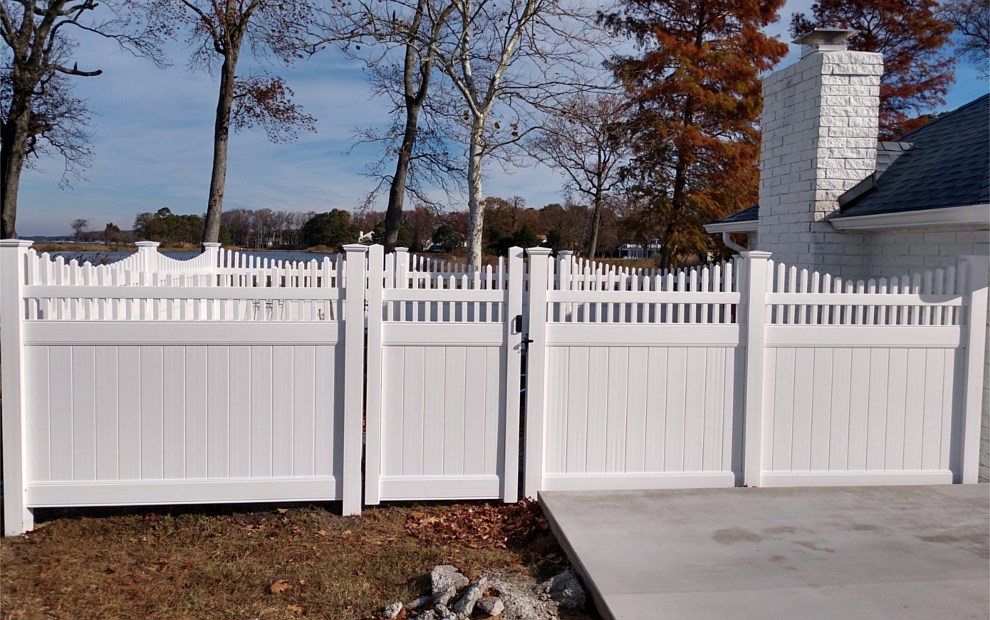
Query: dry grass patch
1 500 581 619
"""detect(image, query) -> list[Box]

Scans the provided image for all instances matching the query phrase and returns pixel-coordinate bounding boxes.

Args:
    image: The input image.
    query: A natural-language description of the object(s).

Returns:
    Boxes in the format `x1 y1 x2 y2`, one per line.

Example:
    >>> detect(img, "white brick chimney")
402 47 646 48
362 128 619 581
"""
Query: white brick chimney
756 29 883 274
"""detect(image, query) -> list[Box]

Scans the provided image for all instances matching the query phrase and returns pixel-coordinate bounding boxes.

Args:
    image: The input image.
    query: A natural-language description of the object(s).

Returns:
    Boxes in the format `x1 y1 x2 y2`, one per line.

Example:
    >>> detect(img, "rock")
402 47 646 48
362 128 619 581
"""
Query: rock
452 579 487 616
476 596 505 617
484 572 557 620
418 611 438 620
541 570 585 610
382 602 403 619
406 595 431 611
431 565 469 606
433 603 456 619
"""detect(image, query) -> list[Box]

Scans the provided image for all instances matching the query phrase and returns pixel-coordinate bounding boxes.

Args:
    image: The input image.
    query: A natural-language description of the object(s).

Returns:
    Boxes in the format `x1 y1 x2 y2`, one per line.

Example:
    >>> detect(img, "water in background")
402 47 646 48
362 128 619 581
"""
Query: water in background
43 249 343 266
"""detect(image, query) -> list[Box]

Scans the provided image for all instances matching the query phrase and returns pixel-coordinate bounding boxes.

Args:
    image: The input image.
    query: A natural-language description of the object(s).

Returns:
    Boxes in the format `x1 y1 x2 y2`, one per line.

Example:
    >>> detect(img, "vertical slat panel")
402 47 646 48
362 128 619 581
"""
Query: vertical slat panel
463 347 486 475
790 348 815 471
27 347 52 482
624 347 649 472
643 348 668 472
249 346 273 477
762 349 777 471
383 347 405 476
49 346 74 480
207 346 231 478
922 348 947 470
883 348 910 469
847 348 872 470
185 346 208 478
772 348 797 471
809 348 832 471
484 345 501 476
683 347 706 471
228 347 252 477
271 346 294 477
71 346 97 481
93 347 118 480
316 344 339 479
565 347 589 474
401 347 426 476
604 347 628 473
865 349 890 470
140 346 164 479
292 346 316 477
162 347 186 479
663 347 686 471
828 348 853 470
547 347 564 473
422 347 446 476
117 346 142 479
442 346 467 476
585 347 609 473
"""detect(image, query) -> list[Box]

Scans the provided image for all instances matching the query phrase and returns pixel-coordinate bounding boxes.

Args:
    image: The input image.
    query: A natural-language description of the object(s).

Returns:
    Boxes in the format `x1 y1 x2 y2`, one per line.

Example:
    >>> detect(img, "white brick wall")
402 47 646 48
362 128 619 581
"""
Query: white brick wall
757 49 883 277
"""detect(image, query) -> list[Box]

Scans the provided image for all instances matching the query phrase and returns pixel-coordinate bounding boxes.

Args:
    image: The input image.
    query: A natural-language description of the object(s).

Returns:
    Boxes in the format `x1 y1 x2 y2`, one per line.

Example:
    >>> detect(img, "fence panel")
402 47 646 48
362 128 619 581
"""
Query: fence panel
527 253 744 493
364 247 524 503
2 242 365 535
759 261 970 486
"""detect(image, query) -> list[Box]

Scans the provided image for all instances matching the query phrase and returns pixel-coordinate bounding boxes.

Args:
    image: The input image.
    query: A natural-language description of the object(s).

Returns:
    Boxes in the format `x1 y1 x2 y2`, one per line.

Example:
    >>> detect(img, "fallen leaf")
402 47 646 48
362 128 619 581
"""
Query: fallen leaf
316 529 328 537
286 604 303 613
277 508 288 514
410 511 426 520
270 579 292 594
341 530 352 539
298 579 307 586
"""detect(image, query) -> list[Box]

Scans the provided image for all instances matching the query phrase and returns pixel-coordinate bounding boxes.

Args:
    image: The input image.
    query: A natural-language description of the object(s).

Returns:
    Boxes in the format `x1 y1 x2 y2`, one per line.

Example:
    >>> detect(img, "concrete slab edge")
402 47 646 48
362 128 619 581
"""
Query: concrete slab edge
538 491 615 620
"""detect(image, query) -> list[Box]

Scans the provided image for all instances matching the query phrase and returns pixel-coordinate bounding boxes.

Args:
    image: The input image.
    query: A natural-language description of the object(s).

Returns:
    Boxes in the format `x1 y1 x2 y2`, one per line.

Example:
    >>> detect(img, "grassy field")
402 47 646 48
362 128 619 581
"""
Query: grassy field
0 500 581 619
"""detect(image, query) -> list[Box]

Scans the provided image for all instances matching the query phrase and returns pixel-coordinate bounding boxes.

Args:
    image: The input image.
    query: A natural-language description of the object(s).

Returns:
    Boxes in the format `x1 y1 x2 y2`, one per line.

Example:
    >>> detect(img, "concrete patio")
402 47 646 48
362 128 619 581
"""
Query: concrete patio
540 485 989 620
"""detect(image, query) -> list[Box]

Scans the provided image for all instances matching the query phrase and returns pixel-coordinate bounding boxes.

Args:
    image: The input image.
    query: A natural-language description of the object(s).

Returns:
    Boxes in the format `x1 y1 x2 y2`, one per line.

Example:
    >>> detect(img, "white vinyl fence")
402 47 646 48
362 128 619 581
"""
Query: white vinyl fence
1 241 986 536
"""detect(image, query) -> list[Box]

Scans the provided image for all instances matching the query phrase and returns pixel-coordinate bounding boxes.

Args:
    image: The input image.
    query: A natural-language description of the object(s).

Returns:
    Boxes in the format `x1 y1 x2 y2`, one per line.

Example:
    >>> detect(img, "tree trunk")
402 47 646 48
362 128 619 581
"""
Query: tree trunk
202 57 238 246
586 186 603 259
384 100 422 252
466 118 486 269
1 89 32 239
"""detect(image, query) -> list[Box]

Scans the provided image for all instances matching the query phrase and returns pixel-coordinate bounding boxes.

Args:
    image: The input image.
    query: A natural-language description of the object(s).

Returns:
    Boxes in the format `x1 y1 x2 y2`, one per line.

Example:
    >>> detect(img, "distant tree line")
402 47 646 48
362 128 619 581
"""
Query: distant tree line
71 195 665 258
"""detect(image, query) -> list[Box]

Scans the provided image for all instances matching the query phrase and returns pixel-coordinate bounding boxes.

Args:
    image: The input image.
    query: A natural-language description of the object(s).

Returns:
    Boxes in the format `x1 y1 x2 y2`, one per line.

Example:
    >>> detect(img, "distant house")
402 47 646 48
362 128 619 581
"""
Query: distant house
705 29 990 481
617 240 661 259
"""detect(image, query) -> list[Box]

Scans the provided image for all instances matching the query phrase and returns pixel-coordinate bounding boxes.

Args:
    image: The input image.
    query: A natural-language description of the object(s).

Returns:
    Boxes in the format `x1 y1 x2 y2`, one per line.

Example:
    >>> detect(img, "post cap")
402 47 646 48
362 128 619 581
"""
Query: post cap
135 241 160 248
527 247 553 256
0 239 34 248
342 244 370 253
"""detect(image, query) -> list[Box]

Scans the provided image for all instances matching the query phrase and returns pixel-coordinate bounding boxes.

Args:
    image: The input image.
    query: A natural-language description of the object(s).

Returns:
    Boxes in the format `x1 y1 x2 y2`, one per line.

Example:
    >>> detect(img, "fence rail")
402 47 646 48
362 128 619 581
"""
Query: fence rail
1 241 986 537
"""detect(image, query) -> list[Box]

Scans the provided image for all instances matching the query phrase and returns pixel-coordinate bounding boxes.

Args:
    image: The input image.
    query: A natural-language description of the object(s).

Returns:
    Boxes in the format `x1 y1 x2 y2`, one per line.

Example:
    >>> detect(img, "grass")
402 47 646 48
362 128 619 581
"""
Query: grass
0 500 582 619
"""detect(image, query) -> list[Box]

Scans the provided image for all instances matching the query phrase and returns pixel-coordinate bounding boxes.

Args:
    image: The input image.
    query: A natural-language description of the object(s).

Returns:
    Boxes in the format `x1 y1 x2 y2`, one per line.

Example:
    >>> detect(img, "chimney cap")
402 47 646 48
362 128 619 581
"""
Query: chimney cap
793 27 858 47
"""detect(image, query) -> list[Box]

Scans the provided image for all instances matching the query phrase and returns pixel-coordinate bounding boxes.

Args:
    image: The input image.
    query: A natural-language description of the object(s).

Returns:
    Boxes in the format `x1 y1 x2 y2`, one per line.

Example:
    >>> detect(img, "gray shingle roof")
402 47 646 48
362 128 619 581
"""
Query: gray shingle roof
707 94 990 227
835 94 990 218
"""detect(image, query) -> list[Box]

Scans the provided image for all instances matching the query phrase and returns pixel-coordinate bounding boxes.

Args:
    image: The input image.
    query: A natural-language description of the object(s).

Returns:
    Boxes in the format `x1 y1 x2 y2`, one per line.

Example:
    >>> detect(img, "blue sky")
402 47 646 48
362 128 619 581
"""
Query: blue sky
15 0 989 236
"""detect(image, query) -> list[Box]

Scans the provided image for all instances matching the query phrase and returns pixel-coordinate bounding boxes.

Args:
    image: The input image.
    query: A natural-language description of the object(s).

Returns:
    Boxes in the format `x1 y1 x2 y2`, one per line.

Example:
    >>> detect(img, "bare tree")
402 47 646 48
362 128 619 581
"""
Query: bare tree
427 0 609 267
313 0 461 252
943 0 989 77
69 216 87 240
530 93 628 258
1 0 164 238
159 0 319 247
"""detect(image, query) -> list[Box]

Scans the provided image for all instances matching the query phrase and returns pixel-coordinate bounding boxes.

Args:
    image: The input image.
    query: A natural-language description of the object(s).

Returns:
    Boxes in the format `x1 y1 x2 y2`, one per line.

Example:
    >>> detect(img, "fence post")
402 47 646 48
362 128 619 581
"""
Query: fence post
342 244 369 515
741 251 771 487
394 247 409 289
202 242 221 273
135 241 160 276
523 247 553 498
502 247 525 502
1 239 34 535
364 245 385 505
960 256 989 484
557 250 573 323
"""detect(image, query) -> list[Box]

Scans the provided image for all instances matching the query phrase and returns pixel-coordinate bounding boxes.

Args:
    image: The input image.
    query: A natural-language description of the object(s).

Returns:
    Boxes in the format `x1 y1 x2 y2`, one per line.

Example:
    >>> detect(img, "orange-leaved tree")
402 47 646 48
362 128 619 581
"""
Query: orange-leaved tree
791 0 955 138
602 0 787 268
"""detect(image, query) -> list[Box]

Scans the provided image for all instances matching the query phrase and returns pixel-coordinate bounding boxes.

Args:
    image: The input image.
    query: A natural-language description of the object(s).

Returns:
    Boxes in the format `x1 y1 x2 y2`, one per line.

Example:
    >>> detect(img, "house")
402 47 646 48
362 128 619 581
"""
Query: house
705 28 990 481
